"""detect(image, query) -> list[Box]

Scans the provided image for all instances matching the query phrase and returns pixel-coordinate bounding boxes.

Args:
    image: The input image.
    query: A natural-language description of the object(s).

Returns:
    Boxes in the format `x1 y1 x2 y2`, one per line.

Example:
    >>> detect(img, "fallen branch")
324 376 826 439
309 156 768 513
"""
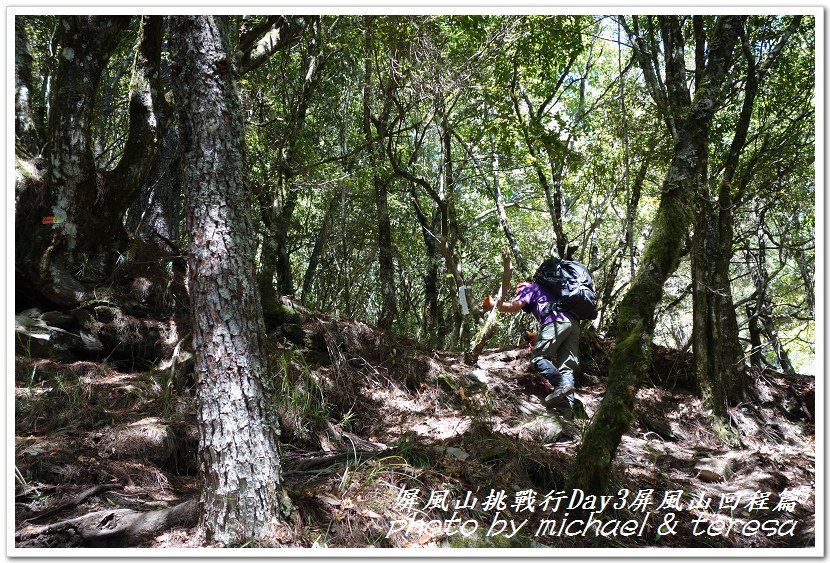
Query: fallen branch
15 498 198 548
466 246 513 365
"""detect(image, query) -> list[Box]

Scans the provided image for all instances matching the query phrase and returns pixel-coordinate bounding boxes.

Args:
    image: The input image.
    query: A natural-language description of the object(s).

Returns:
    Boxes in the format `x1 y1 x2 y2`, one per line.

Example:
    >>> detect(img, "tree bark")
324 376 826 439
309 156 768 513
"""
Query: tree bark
568 15 742 495
126 38 181 251
15 18 39 155
16 15 161 306
169 15 288 546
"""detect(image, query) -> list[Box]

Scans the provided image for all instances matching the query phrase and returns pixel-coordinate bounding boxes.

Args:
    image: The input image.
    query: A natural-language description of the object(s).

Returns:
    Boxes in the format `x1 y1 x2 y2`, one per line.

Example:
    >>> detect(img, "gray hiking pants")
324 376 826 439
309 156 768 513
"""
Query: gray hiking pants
531 313 580 403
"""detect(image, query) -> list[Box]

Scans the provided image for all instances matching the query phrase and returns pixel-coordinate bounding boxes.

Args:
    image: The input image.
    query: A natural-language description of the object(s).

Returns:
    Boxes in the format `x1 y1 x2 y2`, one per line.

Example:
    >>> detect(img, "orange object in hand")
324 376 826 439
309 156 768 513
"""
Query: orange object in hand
483 295 494 310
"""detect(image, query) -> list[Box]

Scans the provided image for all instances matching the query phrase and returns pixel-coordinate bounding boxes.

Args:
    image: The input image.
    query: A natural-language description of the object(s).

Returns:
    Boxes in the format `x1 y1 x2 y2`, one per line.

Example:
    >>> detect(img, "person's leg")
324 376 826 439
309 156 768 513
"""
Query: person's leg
555 317 581 392
531 318 575 405
530 323 561 384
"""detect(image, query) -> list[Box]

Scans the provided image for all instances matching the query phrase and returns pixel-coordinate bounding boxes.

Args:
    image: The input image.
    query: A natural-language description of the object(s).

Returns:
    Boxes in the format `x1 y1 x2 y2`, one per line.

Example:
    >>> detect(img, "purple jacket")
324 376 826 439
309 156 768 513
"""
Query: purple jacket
516 283 570 325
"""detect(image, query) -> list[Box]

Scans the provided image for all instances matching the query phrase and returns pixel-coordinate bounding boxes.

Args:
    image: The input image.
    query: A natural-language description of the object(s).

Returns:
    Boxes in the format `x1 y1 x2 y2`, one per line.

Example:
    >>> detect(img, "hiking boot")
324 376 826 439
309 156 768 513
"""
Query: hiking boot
544 381 574 406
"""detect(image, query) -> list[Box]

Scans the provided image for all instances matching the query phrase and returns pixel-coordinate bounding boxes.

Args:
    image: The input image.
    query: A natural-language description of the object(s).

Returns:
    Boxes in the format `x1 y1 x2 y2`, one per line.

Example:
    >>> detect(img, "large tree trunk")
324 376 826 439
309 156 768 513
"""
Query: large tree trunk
16 15 160 307
567 15 742 495
169 15 288 547
692 172 743 446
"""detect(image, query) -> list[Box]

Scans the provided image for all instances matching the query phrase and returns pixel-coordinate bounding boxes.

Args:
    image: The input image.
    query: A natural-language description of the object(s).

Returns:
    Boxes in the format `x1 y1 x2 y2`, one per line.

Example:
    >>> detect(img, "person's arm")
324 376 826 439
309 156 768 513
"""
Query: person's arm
497 299 525 313
482 283 527 313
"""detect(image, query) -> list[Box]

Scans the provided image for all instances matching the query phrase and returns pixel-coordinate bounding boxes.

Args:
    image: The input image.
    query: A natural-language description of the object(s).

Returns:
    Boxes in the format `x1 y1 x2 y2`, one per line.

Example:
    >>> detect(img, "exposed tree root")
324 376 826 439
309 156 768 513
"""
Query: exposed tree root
15 498 198 548
19 484 124 526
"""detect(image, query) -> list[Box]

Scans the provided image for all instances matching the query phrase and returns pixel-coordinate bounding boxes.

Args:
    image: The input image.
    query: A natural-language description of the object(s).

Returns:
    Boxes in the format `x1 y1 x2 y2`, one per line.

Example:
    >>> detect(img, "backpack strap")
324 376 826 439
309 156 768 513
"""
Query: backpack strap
540 300 559 319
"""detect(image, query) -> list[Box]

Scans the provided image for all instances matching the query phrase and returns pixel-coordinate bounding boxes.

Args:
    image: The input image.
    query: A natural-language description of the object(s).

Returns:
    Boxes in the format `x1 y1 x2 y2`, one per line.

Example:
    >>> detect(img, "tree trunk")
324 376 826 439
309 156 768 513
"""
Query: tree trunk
691 179 742 446
126 124 180 247
259 17 325 305
509 56 571 258
15 18 39 155
746 209 797 375
16 15 160 306
466 247 512 364
746 301 765 369
691 29 765 443
363 17 397 330
567 15 742 495
409 185 443 345
168 15 288 547
374 172 397 329
600 154 649 330
490 133 528 277
796 242 815 316
301 191 338 301
126 51 181 250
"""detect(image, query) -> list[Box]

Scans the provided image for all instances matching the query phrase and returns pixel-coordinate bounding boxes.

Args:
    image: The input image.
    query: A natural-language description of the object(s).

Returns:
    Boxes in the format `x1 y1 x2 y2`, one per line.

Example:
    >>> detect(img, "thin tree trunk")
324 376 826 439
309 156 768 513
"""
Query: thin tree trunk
275 182 298 296
301 191 338 301
601 153 649 329
568 15 742 494
746 301 765 369
746 209 797 375
791 205 815 316
260 17 325 302
409 185 443 345
466 247 512 364
169 15 288 546
490 132 528 277
363 17 397 330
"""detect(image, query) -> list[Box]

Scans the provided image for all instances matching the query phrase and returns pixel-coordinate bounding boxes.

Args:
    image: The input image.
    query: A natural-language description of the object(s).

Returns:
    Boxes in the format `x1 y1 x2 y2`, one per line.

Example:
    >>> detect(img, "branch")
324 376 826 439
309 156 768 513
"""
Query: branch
466 247 513 365
238 16 304 75
757 16 803 80
108 16 163 208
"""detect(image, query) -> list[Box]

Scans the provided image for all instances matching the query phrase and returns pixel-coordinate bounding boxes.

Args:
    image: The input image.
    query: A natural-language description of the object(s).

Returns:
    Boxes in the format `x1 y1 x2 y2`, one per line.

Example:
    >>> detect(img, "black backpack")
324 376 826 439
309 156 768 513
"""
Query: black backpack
533 257 598 320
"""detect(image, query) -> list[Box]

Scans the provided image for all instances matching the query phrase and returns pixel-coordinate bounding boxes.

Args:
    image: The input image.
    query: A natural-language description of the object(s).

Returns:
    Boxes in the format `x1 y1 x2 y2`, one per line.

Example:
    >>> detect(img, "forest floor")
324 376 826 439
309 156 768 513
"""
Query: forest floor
13 308 816 550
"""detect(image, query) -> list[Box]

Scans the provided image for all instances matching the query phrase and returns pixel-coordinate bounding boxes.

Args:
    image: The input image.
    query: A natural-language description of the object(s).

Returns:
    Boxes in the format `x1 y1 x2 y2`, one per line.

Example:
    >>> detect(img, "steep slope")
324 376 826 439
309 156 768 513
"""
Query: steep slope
14 310 815 549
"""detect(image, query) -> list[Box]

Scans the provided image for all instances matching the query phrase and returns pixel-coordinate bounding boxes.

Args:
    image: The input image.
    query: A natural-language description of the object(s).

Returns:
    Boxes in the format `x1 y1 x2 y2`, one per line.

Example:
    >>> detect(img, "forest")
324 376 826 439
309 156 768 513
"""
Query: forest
13 13 817 551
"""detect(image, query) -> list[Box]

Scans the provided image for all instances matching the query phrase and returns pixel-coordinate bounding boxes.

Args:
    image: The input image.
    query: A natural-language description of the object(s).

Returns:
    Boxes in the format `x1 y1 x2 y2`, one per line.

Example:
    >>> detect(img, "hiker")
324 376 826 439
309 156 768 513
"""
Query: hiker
483 256 597 417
